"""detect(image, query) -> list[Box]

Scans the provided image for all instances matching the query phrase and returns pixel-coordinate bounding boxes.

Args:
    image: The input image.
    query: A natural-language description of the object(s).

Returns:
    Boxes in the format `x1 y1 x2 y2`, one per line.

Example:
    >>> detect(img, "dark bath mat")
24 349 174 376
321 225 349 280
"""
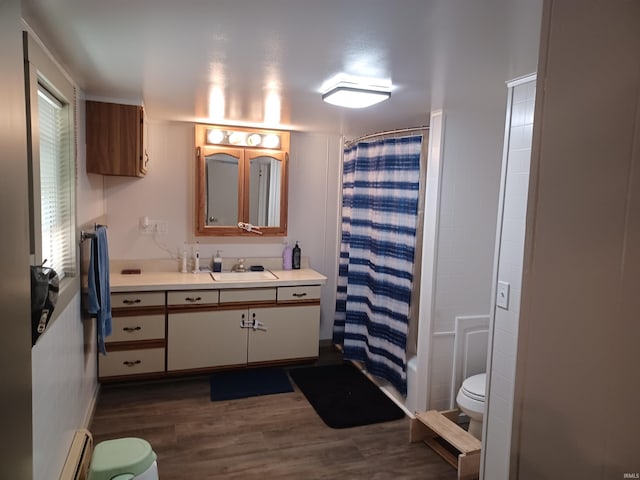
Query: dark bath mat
289 362 405 429
210 367 294 401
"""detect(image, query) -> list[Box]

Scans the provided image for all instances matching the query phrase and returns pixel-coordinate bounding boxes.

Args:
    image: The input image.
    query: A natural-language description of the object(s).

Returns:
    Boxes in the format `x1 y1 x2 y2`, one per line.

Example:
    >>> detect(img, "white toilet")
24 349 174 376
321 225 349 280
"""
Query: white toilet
456 372 487 440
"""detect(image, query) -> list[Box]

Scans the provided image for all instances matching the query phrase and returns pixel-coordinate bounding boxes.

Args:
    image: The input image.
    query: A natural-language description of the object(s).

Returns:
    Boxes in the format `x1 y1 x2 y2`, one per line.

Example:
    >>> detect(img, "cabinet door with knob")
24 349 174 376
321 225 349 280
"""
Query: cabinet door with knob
86 100 149 177
247 305 320 364
167 309 247 371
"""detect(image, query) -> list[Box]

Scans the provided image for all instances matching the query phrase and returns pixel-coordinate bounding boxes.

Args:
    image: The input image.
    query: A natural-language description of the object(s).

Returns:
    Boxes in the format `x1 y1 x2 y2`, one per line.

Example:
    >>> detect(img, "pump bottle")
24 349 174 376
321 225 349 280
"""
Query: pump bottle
213 250 223 272
292 241 301 270
282 241 293 270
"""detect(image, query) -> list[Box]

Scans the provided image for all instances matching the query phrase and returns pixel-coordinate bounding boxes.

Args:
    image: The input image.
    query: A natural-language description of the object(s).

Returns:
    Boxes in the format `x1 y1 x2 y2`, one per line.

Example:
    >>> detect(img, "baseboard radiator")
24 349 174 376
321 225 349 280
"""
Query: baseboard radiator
59 429 93 480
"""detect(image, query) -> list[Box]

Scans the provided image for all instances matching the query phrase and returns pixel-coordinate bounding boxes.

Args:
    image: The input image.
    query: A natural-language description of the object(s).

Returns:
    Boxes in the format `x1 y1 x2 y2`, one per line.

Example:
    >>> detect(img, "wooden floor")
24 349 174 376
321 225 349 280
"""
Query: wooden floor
90 352 457 480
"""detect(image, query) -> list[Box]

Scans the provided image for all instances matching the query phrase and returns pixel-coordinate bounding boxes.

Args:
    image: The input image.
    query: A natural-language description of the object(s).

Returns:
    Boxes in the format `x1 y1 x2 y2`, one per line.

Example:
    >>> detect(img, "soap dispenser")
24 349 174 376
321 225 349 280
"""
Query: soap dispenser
213 250 223 272
292 241 301 270
282 241 292 270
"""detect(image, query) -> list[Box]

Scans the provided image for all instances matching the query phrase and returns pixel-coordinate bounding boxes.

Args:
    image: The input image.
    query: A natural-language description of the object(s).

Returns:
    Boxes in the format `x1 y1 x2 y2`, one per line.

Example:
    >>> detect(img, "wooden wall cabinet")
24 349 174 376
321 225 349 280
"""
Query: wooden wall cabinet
86 100 149 177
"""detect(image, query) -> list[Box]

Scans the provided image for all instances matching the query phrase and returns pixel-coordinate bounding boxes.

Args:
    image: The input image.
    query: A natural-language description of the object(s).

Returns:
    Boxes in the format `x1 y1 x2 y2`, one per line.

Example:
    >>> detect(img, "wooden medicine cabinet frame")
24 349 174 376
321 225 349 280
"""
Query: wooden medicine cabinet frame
195 124 289 236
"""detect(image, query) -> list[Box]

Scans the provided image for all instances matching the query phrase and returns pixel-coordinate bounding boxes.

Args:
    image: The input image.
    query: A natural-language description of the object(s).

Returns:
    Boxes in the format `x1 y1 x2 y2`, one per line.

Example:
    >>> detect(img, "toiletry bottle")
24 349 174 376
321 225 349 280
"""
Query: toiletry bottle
181 243 188 273
213 250 222 272
292 241 301 270
283 241 293 270
193 243 200 273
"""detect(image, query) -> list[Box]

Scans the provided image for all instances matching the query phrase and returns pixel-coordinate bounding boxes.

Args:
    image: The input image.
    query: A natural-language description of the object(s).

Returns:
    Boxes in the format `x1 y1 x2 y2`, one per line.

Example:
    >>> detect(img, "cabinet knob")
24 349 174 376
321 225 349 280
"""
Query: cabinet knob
292 292 308 298
185 296 202 303
123 360 142 367
122 298 142 305
123 326 142 333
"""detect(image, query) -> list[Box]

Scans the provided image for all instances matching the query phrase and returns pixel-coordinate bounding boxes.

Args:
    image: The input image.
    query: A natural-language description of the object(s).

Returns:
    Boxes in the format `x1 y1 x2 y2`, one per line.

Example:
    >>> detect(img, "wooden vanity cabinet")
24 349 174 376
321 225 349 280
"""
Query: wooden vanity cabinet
167 286 320 373
99 292 166 382
86 100 149 177
102 283 322 381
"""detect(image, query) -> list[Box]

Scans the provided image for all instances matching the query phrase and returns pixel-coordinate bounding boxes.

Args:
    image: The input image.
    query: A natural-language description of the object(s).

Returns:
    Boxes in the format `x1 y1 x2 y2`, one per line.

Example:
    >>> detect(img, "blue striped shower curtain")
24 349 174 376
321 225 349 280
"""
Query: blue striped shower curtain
333 135 422 395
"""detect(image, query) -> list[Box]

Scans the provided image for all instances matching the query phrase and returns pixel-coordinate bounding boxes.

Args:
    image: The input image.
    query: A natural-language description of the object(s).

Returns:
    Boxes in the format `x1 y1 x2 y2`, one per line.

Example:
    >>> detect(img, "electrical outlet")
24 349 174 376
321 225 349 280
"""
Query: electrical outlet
140 219 168 235
154 221 168 235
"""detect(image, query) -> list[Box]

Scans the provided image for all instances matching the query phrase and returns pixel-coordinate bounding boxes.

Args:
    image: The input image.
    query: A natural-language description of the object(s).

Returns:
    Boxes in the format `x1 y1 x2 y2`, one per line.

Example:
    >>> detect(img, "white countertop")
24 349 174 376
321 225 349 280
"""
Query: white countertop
110 268 327 292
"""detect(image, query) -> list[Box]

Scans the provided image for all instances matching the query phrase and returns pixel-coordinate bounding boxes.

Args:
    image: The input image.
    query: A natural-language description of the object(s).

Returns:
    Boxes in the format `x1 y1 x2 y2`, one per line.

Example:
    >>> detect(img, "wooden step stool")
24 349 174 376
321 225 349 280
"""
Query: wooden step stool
410 409 481 480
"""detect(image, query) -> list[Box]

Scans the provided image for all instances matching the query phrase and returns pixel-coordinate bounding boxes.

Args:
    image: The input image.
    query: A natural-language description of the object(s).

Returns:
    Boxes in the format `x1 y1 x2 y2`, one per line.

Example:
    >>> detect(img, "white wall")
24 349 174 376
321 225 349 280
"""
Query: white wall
289 132 342 339
423 0 542 411
104 124 342 339
482 76 535 479
31 295 98 480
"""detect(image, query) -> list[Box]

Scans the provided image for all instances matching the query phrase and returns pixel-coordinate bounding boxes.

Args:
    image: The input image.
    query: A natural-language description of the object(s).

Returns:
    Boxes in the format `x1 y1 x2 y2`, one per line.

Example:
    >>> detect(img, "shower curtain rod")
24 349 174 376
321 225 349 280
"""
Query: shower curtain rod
344 125 429 147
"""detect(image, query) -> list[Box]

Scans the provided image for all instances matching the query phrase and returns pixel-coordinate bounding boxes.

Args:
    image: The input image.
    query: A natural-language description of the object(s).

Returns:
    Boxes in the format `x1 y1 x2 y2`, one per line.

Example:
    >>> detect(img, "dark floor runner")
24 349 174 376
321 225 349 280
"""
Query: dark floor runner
289 362 405 429
210 367 293 401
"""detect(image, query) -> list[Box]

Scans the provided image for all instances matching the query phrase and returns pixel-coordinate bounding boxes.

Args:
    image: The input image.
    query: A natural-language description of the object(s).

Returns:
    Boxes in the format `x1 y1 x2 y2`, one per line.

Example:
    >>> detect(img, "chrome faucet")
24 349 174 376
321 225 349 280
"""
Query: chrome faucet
231 258 245 272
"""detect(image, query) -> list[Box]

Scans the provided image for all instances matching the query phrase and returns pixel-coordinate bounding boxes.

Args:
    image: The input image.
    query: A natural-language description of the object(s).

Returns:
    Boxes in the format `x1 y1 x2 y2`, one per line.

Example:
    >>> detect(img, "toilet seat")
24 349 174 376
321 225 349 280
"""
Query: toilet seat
456 373 486 440
461 373 486 402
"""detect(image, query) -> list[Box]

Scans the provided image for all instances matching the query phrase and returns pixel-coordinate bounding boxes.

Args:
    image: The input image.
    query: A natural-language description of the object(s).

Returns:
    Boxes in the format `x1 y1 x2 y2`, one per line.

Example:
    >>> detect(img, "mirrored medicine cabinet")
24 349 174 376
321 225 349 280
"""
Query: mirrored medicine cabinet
195 124 289 236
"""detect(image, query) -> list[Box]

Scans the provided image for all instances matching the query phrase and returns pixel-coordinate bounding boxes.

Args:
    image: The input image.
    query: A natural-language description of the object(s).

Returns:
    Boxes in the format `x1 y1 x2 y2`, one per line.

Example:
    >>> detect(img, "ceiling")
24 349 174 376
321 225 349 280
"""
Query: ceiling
22 0 436 137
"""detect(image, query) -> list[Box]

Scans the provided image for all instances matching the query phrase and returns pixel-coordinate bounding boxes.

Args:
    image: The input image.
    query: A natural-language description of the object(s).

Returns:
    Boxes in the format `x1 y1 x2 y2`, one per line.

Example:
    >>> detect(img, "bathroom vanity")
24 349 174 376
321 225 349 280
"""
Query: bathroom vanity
99 266 326 382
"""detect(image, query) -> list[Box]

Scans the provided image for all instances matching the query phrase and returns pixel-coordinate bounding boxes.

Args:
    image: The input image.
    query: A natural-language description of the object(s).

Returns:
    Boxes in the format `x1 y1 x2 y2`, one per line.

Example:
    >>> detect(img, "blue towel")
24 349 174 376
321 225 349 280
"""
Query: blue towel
87 226 112 354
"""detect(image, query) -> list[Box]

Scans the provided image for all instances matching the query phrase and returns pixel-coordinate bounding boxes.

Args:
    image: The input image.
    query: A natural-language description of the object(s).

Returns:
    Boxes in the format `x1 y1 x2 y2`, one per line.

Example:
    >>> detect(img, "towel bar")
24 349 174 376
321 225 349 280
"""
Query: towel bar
80 223 107 243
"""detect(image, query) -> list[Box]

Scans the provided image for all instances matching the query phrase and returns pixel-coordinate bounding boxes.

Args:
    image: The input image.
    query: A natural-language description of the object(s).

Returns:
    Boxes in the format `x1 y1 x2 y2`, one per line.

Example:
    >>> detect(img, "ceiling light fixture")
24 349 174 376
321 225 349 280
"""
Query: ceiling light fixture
322 82 391 109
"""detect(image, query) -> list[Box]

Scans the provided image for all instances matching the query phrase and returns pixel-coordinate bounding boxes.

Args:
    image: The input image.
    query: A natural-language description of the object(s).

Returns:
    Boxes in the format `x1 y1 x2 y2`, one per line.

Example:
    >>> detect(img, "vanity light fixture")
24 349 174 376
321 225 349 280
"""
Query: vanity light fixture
261 134 280 149
228 131 246 145
322 82 391 109
204 127 281 149
247 133 262 146
207 129 225 144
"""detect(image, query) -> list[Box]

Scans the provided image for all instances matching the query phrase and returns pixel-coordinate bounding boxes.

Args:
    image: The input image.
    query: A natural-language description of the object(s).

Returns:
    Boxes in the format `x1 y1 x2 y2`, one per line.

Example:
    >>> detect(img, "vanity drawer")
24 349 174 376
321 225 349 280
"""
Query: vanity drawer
111 291 165 309
219 288 277 304
108 314 165 343
167 289 219 306
278 285 322 302
99 347 165 378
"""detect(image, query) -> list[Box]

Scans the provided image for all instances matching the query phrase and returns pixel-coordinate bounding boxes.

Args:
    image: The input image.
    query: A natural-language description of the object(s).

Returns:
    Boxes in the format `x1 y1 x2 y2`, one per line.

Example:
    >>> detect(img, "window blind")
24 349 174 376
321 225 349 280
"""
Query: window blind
38 86 73 280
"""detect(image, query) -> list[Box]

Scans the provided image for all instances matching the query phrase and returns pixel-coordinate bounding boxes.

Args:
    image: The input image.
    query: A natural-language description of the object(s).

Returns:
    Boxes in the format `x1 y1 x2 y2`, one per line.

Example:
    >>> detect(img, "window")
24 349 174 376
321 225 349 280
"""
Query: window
37 85 74 279
24 30 78 318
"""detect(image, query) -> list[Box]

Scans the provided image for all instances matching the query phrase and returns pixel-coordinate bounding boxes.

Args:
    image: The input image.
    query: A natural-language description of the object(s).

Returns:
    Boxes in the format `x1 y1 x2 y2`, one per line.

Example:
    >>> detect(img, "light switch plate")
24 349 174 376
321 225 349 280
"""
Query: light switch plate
497 281 510 310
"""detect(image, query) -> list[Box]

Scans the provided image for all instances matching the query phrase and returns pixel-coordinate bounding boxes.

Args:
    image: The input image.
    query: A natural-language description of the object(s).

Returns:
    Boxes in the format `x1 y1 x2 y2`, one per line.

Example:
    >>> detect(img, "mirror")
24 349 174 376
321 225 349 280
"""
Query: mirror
248 153 282 227
205 150 240 226
196 124 289 236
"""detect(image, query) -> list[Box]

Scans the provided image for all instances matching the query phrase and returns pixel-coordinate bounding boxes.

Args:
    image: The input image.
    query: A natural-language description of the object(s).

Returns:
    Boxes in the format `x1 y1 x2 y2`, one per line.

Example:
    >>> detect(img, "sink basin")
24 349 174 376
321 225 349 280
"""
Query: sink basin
211 270 278 281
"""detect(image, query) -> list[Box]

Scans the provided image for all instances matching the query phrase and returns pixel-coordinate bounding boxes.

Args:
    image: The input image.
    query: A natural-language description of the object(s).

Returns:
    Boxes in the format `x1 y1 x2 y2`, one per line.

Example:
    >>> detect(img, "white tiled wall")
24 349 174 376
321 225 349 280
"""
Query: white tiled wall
482 77 535 479
427 110 505 410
